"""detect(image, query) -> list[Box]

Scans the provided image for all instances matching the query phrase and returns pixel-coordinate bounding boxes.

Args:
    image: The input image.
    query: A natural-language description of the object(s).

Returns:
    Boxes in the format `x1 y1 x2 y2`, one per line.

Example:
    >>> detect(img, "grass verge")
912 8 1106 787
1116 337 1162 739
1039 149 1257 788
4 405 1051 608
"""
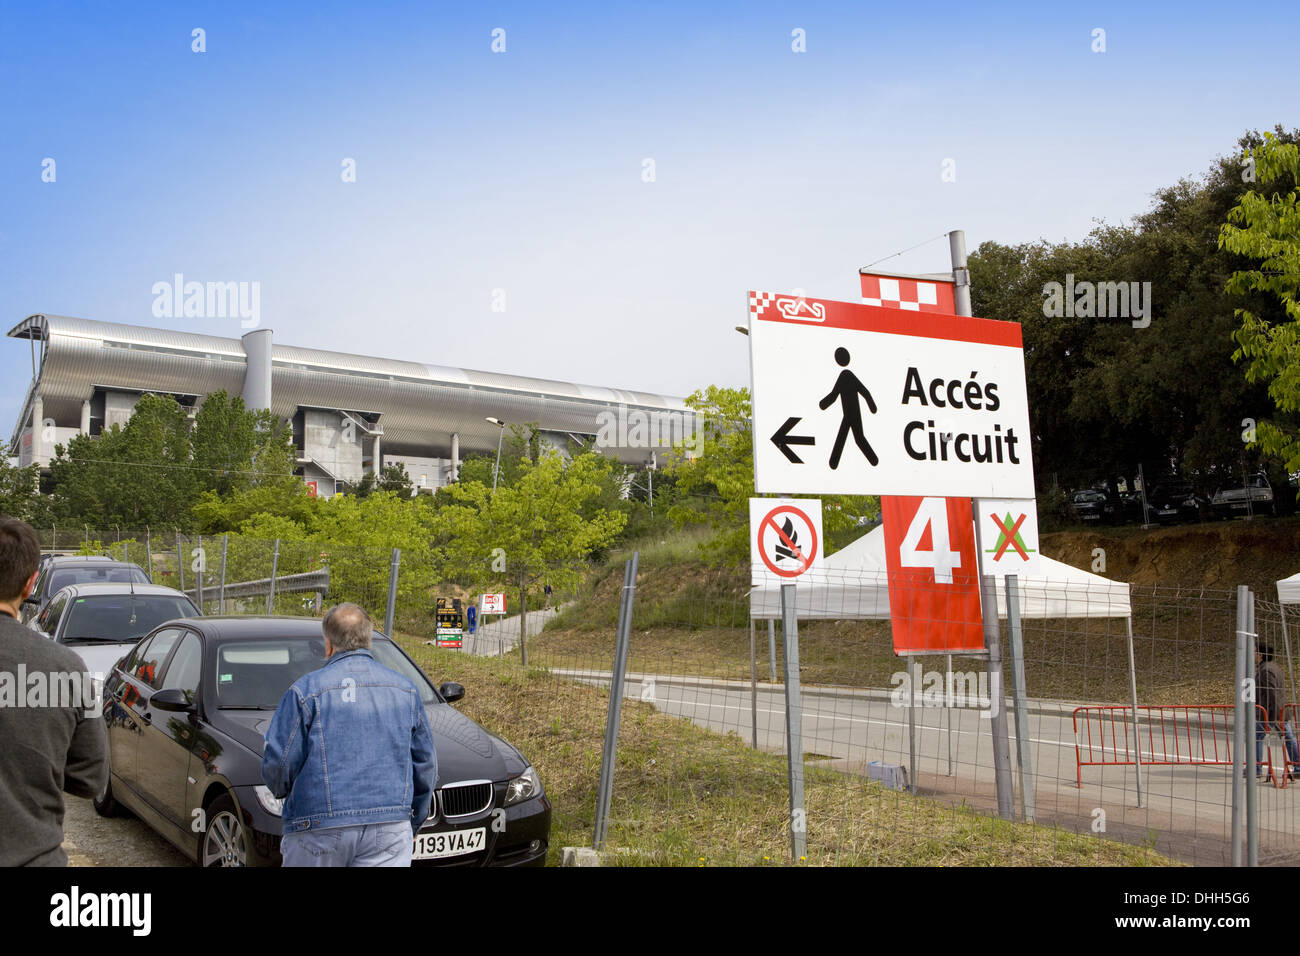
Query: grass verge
395 633 1173 866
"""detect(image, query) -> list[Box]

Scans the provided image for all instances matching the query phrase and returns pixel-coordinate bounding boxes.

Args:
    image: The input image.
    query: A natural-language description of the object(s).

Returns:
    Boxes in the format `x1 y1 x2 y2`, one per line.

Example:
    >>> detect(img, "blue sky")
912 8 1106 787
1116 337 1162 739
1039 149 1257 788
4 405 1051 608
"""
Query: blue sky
1 0 1296 429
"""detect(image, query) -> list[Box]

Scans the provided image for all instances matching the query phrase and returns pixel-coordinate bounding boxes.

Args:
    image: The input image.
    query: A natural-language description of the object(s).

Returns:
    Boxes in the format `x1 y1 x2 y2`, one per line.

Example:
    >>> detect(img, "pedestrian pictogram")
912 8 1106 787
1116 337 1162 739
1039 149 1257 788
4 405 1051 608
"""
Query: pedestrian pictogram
819 347 879 469
749 498 824 585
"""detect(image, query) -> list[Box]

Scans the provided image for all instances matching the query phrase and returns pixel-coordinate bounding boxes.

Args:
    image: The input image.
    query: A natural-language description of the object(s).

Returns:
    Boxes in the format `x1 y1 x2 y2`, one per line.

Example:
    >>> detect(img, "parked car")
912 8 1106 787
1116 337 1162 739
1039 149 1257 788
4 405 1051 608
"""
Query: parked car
29 582 201 684
20 558 150 624
1211 472 1275 518
1069 489 1122 524
95 616 551 867
1144 482 1207 524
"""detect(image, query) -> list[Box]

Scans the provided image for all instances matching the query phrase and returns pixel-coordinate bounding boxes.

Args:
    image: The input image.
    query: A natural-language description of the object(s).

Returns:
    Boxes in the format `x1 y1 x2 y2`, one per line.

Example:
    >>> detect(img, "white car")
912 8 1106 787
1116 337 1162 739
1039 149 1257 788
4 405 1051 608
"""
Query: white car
29 582 202 689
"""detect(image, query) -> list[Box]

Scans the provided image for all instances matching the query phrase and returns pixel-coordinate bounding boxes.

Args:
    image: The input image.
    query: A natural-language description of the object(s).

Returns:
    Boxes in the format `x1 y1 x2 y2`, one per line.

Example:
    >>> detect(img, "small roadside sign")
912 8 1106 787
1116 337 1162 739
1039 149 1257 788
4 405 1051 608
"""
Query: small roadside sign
749 498 823 586
482 593 506 614
975 498 1041 576
748 290 1034 498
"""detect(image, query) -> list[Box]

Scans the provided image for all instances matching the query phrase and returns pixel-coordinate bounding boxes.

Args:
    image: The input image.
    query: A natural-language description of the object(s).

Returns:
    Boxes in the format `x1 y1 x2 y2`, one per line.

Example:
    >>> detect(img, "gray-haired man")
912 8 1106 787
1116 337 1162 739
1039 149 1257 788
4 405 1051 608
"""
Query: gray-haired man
262 603 437 866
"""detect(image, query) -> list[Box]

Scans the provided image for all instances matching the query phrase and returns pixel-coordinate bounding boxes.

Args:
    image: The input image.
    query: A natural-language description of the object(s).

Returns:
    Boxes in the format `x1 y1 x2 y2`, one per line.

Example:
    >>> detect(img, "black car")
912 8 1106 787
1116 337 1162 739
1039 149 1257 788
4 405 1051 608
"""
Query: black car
1069 489 1121 524
95 616 551 867
1145 483 1206 524
21 558 150 625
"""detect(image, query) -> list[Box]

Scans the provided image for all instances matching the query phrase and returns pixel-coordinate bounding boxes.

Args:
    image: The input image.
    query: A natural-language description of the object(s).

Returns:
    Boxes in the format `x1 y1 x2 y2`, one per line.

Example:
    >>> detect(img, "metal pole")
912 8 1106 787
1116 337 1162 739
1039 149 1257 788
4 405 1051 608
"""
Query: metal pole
1006 575 1035 822
907 656 917 793
1247 591 1258 868
218 535 228 614
384 548 400 636
1281 603 1297 724
145 529 152 583
952 230 1013 820
945 653 953 775
593 552 638 850
768 619 777 683
196 534 205 611
749 618 759 749
492 426 504 493
122 540 128 566
1232 584 1248 867
1125 617 1143 807
520 583 528 667
780 582 807 861
266 538 280 615
176 536 185 593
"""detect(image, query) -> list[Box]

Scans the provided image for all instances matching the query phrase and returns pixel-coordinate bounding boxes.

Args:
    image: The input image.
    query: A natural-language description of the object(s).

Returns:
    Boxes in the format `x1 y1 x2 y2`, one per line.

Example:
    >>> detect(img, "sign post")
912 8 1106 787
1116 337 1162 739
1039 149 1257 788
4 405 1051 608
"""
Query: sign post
749 497 821 860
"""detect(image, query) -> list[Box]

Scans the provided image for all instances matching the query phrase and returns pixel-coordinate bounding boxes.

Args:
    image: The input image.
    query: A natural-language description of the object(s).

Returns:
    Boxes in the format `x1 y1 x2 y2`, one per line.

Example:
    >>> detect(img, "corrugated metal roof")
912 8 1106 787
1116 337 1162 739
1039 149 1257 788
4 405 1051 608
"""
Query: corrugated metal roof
8 315 694 461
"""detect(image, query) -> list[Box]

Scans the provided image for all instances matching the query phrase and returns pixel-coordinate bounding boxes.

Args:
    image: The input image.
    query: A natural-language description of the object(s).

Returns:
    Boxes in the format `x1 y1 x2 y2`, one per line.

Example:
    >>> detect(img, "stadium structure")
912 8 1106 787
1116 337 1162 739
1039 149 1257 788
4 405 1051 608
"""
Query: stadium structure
6 315 694 496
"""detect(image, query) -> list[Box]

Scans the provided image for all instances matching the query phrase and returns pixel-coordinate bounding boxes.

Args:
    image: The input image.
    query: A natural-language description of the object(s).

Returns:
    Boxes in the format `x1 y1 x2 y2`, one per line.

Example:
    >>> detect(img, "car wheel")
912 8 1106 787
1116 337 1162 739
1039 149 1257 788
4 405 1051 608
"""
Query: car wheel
201 794 249 867
92 774 124 817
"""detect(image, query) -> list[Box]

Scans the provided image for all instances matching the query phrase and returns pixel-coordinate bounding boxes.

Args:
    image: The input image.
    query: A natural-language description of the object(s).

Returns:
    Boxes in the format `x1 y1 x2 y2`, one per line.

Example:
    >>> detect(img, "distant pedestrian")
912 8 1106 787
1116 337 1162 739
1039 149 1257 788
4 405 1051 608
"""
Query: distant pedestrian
0 517 108 866
544 583 553 609
1255 641 1299 779
466 602 477 635
262 603 437 866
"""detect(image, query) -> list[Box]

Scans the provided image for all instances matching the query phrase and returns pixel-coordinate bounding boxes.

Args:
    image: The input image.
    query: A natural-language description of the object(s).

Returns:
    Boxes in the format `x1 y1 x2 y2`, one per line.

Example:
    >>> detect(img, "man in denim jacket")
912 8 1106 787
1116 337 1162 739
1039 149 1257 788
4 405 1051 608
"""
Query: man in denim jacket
262 603 437 866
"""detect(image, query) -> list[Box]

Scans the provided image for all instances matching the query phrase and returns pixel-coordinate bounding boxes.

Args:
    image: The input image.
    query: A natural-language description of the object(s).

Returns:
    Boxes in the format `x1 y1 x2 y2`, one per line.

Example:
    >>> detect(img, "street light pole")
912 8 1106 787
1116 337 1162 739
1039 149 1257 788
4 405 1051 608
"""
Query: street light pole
486 417 506 492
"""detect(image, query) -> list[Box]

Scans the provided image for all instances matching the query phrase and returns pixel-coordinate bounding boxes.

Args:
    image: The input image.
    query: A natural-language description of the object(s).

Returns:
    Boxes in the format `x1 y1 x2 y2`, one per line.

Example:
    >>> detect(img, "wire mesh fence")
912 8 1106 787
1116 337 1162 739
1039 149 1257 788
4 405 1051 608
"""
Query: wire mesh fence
37 528 1300 866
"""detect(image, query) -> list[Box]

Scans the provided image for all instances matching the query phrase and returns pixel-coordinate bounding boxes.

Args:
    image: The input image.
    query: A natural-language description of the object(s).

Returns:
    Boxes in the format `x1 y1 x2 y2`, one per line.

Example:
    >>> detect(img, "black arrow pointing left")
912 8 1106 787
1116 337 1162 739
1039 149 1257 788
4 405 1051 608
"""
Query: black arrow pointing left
771 416 815 464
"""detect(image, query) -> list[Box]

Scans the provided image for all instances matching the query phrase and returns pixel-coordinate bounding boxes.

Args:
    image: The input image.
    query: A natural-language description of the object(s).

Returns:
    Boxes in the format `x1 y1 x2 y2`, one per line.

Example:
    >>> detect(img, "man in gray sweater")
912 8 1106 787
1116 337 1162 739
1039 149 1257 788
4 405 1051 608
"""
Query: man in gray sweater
0 518 108 865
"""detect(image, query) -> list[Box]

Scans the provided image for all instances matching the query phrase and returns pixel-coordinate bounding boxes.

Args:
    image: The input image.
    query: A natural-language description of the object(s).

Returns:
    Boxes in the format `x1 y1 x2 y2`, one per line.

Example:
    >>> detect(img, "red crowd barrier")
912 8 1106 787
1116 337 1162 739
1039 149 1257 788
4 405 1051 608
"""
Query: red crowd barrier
1073 704 1272 787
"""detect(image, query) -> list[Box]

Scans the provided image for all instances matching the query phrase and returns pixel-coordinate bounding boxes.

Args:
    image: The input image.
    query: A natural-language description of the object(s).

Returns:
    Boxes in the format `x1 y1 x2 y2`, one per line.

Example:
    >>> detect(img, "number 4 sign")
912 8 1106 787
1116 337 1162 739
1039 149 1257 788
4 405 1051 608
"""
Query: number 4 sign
881 495 984 654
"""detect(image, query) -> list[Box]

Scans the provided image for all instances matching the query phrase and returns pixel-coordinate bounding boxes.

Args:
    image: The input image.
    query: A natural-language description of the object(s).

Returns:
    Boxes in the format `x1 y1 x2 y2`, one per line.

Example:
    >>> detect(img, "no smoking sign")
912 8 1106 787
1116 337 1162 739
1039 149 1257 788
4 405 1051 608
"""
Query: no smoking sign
750 498 824 586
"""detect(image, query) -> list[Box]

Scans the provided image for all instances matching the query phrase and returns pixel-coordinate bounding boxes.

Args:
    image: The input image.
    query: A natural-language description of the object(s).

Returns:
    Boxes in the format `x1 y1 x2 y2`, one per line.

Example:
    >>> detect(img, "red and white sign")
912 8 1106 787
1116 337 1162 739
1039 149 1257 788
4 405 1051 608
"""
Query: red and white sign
859 271 956 314
305 480 318 497
749 498 823 586
975 498 1041 576
482 593 507 614
881 495 984 654
749 291 1034 498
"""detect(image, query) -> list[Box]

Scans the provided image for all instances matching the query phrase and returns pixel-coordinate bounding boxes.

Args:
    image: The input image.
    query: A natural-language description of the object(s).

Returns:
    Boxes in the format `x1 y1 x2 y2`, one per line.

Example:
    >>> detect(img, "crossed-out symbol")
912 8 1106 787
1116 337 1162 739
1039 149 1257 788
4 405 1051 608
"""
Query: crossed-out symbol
990 512 1029 560
759 506 818 578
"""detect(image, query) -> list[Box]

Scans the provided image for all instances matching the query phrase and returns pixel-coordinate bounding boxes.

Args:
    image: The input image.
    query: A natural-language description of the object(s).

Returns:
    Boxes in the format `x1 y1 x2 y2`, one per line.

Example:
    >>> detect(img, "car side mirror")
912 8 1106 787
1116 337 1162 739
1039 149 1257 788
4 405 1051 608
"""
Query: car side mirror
149 688 194 712
440 682 465 703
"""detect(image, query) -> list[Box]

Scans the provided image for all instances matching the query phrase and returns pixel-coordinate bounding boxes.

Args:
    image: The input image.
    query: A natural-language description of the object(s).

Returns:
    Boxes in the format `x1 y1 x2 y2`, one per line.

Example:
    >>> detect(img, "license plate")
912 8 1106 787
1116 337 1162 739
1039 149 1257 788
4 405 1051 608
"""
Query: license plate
413 827 485 860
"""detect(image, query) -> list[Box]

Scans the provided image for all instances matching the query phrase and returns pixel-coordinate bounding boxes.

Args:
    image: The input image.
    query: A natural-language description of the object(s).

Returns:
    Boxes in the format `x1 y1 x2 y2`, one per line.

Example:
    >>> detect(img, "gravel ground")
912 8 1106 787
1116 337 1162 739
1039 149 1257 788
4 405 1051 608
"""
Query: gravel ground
62 794 190 867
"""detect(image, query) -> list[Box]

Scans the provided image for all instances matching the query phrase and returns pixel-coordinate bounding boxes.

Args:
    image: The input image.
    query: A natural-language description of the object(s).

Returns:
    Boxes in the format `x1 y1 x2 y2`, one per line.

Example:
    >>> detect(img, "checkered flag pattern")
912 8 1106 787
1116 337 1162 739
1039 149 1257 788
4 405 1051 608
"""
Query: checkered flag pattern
749 290 778 319
860 273 956 314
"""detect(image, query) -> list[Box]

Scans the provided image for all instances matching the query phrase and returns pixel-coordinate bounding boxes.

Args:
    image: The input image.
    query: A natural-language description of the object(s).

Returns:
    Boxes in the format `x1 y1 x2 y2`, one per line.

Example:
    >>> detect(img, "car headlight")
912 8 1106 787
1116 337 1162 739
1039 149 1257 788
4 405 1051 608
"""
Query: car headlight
504 766 542 806
254 785 284 816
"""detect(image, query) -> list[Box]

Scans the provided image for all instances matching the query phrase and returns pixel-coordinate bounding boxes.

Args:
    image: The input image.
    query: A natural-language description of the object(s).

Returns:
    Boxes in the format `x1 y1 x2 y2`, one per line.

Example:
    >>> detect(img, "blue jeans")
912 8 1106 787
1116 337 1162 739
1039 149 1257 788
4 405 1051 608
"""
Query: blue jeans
1255 720 1300 770
281 821 413 867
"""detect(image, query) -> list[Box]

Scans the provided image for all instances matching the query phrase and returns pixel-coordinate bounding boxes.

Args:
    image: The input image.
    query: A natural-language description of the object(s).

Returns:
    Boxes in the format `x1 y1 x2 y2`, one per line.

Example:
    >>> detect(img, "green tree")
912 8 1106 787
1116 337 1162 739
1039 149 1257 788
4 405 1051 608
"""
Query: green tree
0 458 42 521
438 450 627 613
665 385 876 563
1220 129 1300 479
47 394 196 528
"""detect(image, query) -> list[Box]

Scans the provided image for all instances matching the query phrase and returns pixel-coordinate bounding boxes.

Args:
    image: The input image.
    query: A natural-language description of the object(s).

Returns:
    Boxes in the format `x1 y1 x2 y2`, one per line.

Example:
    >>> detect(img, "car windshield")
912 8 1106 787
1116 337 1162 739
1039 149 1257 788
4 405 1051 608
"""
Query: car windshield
60 595 200 643
213 636 438 709
50 566 149 592
1073 491 1104 502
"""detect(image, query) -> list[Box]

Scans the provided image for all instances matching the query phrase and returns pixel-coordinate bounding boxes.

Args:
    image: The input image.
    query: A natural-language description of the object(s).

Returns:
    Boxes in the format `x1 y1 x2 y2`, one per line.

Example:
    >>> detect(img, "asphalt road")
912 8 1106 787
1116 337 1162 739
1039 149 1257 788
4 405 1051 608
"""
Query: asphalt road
553 668 1300 865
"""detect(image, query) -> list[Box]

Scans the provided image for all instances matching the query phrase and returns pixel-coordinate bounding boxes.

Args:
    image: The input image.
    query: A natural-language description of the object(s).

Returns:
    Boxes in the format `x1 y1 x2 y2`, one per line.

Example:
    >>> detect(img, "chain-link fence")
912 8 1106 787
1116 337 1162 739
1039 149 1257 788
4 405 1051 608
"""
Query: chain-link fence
43 529 1300 866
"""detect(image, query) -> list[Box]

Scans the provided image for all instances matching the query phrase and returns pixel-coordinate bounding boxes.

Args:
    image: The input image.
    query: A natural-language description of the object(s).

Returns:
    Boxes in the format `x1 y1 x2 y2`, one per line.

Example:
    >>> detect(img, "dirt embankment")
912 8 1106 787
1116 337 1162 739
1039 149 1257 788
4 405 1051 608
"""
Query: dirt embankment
1043 517 1300 596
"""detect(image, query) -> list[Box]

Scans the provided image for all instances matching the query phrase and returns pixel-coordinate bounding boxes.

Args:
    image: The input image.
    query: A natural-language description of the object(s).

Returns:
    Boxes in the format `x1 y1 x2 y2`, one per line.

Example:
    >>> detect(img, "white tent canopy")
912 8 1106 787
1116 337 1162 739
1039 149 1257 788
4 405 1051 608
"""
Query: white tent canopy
749 525 1132 621
1277 572 1300 605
